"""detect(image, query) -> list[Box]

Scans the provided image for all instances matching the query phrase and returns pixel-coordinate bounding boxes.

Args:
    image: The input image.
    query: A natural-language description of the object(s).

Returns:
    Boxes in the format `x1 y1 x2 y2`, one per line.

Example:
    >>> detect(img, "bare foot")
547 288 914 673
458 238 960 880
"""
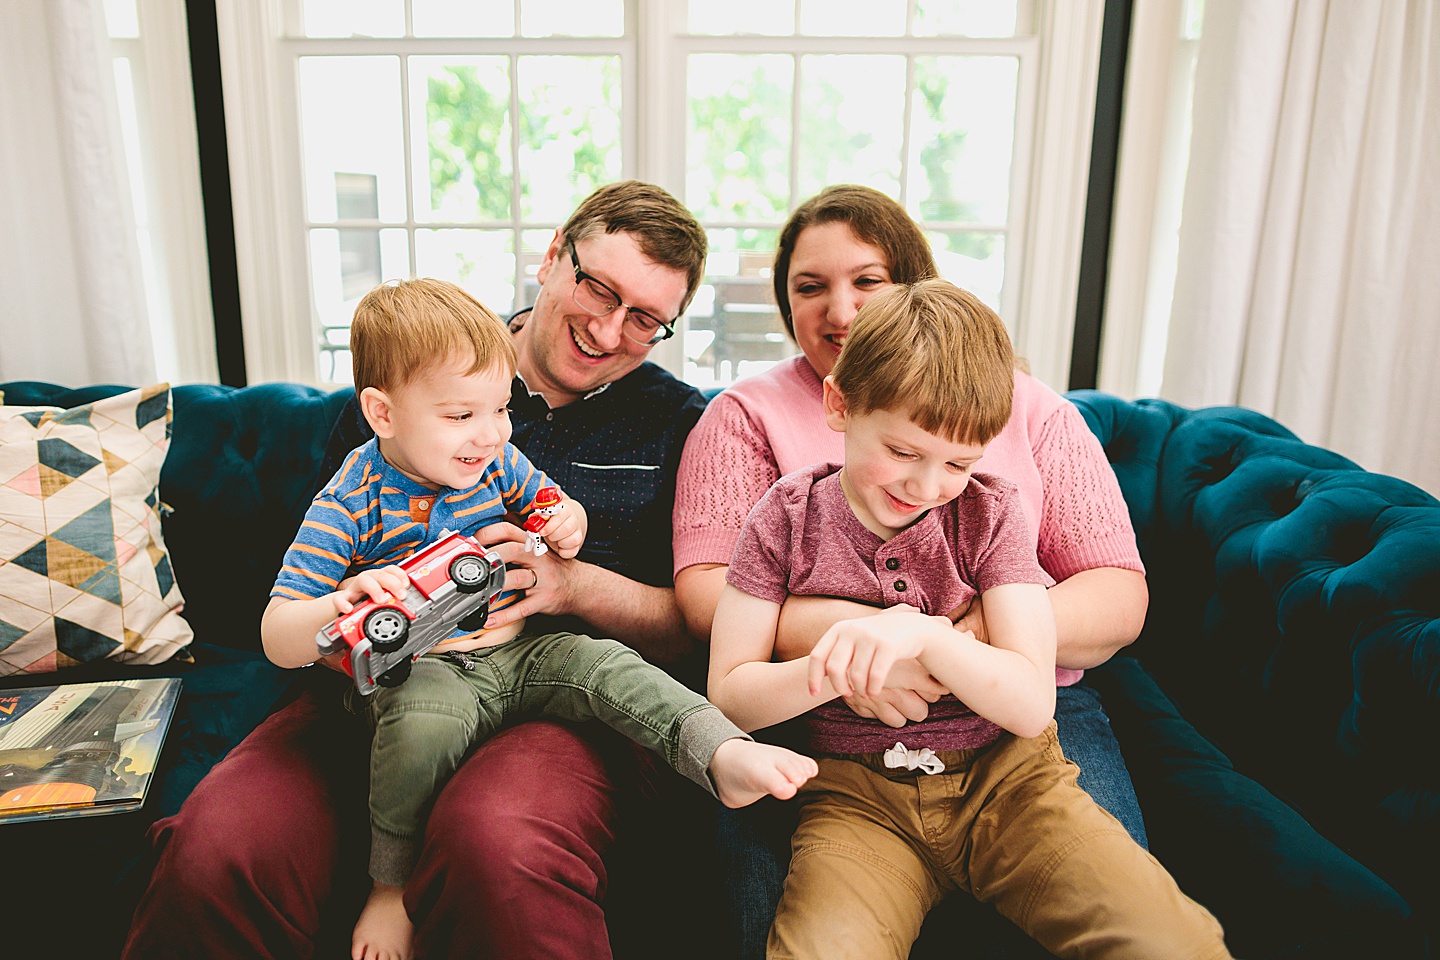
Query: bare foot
709 738 819 808
352 882 413 960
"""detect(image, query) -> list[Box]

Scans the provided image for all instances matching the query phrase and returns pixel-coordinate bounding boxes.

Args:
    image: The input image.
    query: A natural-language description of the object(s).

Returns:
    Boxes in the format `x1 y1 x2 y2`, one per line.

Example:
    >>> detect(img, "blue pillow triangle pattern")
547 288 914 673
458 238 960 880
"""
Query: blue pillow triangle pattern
0 620 25 653
55 617 122 661
136 389 169 430
53 406 95 428
78 566 124 605
20 410 51 428
11 539 49 576
52 500 117 563
154 551 175 598
37 437 102 479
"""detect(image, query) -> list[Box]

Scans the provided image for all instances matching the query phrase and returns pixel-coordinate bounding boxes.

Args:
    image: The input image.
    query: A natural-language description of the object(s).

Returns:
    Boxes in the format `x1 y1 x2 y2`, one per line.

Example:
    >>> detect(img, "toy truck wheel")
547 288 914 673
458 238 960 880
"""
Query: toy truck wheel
457 601 490 633
376 657 412 687
450 554 487 593
363 608 409 653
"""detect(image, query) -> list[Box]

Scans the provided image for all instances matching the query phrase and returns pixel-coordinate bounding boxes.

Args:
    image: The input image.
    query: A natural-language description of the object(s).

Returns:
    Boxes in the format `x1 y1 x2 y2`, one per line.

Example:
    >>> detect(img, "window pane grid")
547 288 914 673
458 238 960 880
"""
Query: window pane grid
295 0 625 39
681 18 1025 387
685 1 1026 39
294 23 628 380
287 2 1035 387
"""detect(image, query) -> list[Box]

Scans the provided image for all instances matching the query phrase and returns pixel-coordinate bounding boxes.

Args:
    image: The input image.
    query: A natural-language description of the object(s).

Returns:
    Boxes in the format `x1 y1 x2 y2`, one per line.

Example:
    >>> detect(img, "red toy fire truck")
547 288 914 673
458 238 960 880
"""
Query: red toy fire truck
316 531 506 695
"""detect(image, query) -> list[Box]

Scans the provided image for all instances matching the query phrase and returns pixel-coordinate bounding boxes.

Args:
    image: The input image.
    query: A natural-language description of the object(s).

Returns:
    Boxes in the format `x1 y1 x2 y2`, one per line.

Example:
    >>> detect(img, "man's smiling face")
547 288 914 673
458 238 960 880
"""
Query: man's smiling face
515 230 689 407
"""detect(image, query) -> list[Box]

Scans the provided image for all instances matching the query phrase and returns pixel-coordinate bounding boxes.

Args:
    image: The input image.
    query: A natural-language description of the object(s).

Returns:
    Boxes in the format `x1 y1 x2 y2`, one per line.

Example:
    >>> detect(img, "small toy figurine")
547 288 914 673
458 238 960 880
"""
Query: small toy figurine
523 486 564 557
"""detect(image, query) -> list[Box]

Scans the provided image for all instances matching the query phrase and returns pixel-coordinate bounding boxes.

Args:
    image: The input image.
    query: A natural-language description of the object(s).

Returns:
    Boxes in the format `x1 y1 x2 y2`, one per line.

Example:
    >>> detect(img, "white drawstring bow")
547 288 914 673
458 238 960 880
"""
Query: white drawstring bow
883 741 945 775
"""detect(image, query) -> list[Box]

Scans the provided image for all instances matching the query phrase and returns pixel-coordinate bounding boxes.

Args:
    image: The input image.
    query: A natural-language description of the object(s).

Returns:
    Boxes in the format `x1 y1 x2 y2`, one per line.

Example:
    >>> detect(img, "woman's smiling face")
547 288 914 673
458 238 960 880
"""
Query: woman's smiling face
785 222 895 379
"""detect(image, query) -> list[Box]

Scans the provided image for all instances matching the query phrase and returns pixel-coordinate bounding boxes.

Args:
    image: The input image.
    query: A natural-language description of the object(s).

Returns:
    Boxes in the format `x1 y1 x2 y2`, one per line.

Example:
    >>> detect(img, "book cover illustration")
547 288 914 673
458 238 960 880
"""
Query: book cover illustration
0 676 182 824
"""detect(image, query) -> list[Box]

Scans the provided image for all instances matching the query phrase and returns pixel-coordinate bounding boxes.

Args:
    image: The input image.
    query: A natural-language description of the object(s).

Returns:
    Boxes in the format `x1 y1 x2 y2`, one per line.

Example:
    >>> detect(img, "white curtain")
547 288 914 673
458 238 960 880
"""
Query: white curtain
1160 0 1440 495
0 0 156 387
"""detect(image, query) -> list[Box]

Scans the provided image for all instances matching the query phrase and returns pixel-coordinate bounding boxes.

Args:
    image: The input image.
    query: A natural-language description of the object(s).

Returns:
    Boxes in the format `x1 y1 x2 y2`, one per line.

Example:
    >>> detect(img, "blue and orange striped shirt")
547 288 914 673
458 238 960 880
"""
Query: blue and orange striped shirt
271 437 551 623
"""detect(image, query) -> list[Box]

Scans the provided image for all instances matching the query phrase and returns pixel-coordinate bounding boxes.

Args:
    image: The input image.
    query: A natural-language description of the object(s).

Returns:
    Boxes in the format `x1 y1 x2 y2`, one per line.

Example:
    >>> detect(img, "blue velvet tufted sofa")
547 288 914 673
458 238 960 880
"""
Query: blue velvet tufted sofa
2 380 1434 958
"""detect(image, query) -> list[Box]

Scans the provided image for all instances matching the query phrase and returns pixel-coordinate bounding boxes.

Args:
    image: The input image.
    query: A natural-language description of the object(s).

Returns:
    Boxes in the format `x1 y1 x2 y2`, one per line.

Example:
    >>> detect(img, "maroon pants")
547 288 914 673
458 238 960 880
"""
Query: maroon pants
121 686 658 959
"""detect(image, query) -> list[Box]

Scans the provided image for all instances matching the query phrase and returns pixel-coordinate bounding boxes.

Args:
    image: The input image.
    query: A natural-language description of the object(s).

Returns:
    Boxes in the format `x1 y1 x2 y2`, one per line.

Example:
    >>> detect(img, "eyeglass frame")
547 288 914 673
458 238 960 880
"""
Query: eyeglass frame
566 239 677 345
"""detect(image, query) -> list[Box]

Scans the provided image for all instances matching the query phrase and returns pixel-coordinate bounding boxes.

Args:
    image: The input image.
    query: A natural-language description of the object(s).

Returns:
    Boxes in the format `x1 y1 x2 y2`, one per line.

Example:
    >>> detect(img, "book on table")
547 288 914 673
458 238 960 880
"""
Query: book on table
0 676 182 824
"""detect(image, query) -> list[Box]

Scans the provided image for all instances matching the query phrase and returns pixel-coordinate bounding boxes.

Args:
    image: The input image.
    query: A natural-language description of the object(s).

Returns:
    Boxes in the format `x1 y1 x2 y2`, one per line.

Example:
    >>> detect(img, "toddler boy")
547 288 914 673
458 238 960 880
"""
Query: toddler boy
262 278 817 960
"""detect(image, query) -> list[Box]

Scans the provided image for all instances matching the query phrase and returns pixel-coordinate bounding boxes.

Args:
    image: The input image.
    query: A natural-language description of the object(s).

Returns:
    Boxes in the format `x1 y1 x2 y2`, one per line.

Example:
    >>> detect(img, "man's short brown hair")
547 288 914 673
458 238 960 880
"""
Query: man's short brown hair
350 278 517 394
830 279 1014 446
561 180 708 314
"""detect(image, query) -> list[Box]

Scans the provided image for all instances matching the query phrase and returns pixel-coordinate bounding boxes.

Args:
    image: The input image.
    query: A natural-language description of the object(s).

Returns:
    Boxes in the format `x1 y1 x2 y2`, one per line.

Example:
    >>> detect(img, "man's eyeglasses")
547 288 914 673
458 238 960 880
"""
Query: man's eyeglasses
567 239 677 346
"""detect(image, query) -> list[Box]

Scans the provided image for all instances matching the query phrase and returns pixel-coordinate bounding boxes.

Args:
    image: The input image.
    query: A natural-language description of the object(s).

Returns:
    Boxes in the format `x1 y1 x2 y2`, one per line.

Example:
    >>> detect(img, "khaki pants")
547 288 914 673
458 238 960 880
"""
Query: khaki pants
768 723 1231 960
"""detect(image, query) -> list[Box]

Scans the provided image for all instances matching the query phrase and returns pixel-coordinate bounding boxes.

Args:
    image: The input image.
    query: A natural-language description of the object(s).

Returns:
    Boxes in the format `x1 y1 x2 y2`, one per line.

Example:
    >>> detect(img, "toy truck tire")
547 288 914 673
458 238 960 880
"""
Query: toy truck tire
457 601 490 633
450 554 488 593
363 608 409 652
376 657 412 688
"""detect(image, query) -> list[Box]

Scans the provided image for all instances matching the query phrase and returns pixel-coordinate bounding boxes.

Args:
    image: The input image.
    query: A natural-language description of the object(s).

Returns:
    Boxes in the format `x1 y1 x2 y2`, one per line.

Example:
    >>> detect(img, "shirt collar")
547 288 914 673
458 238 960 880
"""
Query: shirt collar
513 369 611 404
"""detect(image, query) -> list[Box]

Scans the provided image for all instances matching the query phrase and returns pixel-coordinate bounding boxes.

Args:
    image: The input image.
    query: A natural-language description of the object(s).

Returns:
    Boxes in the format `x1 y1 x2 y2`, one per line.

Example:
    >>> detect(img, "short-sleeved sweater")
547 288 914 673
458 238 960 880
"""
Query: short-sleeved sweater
728 462 1053 753
673 354 1144 687
272 436 550 639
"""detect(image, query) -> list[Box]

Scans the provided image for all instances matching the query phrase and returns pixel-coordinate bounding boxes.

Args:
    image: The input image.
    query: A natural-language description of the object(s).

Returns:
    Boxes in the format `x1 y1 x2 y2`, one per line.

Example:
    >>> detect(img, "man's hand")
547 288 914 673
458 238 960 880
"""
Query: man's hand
472 520 578 628
807 604 938 698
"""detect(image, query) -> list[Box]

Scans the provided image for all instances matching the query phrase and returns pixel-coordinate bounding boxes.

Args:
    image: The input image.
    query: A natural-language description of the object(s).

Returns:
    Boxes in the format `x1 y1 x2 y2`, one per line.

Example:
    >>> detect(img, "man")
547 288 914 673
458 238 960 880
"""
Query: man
122 181 713 959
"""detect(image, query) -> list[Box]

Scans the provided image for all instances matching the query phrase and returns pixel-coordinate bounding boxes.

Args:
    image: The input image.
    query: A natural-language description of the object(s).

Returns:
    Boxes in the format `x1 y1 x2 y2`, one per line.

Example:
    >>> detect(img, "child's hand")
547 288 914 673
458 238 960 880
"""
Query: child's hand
537 499 587 559
330 566 409 617
807 605 936 699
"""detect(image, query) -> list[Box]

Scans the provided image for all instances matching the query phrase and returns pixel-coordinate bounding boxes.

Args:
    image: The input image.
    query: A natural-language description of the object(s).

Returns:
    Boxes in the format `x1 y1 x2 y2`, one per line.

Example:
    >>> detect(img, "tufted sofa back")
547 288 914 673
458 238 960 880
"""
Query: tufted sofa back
1068 390 1440 914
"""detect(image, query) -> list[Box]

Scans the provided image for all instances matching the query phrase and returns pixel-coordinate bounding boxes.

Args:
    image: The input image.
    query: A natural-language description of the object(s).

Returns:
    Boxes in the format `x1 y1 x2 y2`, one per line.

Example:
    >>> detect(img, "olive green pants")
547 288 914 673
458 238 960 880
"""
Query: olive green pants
768 723 1231 960
350 630 744 886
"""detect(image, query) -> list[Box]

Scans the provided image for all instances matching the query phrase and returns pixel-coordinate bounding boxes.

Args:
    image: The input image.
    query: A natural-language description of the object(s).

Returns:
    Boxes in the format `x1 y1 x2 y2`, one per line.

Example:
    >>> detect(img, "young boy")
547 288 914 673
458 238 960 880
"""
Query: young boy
262 278 817 960
708 280 1233 960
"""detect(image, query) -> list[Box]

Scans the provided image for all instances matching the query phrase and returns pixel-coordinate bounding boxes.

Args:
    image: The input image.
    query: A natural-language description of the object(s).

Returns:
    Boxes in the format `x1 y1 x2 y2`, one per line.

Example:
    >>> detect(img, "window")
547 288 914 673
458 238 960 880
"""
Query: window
290 1 628 380
216 0 1106 390
678 4 1029 387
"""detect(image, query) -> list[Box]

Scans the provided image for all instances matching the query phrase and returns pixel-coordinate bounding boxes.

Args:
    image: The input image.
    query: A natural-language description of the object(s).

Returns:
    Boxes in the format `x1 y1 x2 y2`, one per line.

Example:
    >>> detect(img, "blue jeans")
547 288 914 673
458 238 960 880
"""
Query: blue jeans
715 680 1147 960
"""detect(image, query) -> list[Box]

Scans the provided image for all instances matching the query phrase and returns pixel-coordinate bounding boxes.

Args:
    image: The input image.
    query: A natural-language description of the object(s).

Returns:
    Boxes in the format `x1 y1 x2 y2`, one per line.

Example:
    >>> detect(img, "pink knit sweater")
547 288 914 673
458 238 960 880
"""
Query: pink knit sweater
673 355 1144 687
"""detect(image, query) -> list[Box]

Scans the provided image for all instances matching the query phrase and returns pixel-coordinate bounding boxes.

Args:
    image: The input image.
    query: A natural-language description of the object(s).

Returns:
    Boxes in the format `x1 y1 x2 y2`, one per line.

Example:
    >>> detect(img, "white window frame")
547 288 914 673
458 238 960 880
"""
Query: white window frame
215 0 1104 390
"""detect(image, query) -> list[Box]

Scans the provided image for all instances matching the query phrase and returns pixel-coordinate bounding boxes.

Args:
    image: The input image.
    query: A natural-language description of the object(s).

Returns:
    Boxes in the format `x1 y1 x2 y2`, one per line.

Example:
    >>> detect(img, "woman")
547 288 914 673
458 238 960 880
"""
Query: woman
673 184 1150 959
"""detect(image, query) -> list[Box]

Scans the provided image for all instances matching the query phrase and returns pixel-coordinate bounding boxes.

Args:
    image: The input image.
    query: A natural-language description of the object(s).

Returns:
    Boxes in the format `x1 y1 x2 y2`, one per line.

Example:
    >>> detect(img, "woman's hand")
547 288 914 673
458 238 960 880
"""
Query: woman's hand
840 660 948 727
951 595 990 645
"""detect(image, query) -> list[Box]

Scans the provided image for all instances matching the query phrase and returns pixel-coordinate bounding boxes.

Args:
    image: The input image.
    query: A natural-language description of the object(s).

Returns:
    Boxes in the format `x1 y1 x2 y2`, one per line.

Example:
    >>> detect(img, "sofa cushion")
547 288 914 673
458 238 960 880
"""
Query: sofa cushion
0 385 192 673
1069 391 1440 917
1087 656 1423 959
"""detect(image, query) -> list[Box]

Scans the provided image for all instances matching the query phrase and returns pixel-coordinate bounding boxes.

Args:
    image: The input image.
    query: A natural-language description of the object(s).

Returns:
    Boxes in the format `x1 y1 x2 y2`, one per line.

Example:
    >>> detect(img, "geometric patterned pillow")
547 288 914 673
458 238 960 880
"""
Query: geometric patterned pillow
0 384 193 673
